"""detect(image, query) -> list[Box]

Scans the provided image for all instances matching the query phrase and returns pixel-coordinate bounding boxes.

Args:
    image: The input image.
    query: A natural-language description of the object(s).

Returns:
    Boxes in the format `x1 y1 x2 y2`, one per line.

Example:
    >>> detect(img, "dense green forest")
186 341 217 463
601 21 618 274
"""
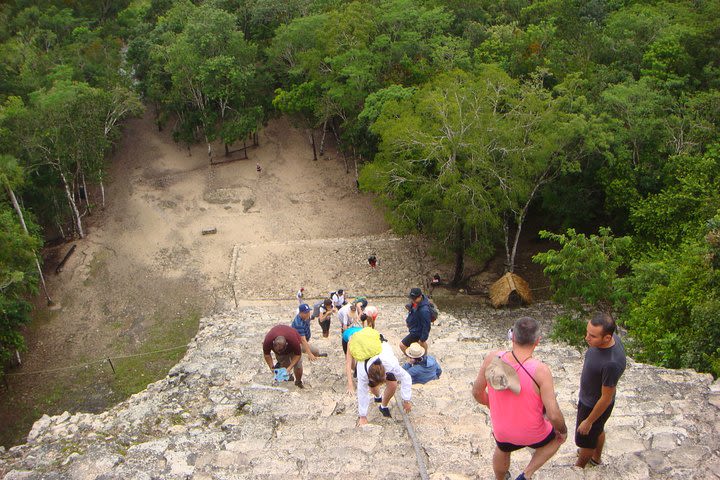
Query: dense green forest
1 0 719 376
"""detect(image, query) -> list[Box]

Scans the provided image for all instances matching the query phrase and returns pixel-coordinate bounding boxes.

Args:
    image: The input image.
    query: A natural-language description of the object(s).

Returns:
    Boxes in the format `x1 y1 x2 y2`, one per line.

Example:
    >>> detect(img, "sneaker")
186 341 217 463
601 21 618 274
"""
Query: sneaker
294 380 304 389
288 373 295 382
378 405 391 418
373 396 383 403
317 353 328 357
515 473 526 480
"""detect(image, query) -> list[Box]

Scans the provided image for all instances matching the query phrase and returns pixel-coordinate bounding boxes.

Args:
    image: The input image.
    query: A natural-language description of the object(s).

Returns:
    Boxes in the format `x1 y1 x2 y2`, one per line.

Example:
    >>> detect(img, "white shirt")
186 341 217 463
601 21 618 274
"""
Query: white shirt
296 290 304 304
356 343 412 416
337 303 357 330
331 292 345 309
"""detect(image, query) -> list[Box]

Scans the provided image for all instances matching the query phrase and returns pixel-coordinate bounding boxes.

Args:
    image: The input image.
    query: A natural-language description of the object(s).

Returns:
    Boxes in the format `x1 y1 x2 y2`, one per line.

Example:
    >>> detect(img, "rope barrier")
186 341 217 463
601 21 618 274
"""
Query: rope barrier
395 392 430 480
4 344 189 377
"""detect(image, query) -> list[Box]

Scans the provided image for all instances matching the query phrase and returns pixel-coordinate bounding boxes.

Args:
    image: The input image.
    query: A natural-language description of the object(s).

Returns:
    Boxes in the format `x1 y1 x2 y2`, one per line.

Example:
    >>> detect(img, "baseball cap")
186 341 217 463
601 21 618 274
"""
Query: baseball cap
298 303 311 313
408 287 422 298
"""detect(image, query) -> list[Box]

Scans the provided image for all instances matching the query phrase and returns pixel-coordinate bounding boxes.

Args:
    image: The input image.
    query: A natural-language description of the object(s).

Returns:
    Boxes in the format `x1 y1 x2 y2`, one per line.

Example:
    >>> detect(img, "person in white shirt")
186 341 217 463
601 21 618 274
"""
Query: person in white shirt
354 342 412 425
331 289 346 309
296 287 304 304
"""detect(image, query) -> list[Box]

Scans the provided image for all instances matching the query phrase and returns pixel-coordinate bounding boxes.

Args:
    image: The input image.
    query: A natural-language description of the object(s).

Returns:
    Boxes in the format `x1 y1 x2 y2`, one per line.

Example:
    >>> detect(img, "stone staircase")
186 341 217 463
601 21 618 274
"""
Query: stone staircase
1 301 719 479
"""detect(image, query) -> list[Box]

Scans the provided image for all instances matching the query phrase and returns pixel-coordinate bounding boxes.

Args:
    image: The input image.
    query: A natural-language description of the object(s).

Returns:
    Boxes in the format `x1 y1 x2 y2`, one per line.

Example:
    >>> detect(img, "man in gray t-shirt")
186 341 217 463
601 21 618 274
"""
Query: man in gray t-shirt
576 312 626 468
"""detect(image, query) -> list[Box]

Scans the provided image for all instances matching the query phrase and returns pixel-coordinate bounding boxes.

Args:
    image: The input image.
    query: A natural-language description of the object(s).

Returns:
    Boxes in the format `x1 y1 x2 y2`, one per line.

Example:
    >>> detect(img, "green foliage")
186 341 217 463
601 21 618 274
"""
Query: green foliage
0 205 41 373
533 228 631 316
623 223 720 376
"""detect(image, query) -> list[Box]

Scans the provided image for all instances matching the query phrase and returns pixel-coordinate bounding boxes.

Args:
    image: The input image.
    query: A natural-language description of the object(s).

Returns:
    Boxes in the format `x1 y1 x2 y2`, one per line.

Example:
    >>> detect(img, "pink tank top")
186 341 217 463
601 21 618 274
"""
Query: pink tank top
487 352 552 445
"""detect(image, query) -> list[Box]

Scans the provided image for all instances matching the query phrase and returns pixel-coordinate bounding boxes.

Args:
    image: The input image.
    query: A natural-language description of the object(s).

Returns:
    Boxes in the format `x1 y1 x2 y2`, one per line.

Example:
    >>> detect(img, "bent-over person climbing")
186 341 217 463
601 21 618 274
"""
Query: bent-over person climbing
473 316 567 480
262 325 305 389
348 328 412 426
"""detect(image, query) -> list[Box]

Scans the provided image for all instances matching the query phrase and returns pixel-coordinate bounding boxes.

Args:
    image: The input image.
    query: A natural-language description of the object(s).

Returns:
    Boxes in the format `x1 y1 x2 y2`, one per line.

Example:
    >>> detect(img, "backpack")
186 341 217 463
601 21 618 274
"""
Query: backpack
312 300 324 318
348 327 382 361
427 300 439 322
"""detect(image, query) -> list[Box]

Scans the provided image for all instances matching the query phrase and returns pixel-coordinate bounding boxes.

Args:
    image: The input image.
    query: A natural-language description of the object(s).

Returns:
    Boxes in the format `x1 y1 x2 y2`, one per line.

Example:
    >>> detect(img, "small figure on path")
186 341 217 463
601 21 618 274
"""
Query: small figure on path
350 332 412 425
311 298 335 338
472 316 567 480
400 287 432 355
368 254 377 269
291 304 322 366
402 342 442 384
575 312 626 468
262 325 305 389
256 162 262 173
296 287 304 304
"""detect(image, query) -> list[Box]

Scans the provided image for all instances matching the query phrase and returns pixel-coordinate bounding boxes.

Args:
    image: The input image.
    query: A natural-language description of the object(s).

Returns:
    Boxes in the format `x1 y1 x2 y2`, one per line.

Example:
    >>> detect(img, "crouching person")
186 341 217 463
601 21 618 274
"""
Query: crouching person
402 342 442 384
348 328 412 425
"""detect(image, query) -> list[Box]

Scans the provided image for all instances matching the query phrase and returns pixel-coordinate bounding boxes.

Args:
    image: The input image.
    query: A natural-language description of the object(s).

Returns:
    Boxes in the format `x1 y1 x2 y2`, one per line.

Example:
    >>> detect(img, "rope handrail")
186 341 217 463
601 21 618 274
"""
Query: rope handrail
4 344 189 377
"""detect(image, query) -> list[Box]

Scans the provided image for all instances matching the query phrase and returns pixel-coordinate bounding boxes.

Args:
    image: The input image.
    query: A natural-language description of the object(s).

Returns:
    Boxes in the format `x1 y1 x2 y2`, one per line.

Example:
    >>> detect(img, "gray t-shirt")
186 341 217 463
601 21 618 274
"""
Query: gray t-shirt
579 334 626 407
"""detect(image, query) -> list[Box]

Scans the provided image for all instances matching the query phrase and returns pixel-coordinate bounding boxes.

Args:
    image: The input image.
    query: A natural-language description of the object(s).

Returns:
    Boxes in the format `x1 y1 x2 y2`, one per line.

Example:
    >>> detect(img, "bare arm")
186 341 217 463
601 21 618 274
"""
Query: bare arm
345 342 356 394
264 353 274 372
472 352 496 406
577 385 615 435
286 354 301 372
535 363 567 441
300 336 317 361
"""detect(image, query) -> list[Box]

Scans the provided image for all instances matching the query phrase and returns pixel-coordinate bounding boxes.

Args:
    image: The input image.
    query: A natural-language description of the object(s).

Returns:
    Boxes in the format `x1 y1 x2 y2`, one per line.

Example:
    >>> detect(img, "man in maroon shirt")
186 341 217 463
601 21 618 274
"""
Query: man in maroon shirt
263 324 305 388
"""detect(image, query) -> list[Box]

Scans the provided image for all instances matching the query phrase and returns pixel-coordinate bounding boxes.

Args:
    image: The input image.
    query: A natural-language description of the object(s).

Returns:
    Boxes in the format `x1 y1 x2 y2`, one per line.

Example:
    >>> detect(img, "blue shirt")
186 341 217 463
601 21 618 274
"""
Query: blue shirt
342 326 362 343
291 314 311 341
402 355 442 384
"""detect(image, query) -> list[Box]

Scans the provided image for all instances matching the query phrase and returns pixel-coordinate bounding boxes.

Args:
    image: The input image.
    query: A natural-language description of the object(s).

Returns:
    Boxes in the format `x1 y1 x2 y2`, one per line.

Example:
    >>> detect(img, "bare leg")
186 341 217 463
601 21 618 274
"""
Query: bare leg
576 447 593 468
593 431 605 464
523 438 561 477
399 342 408 354
294 365 303 383
381 380 397 407
418 339 428 354
492 447 511 480
370 386 381 398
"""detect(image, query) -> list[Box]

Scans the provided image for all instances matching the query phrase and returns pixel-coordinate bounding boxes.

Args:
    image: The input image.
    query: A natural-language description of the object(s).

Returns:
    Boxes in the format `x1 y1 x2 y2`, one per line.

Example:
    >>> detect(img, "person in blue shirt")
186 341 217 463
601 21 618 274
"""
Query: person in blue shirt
402 342 442 384
401 287 432 355
291 304 322 361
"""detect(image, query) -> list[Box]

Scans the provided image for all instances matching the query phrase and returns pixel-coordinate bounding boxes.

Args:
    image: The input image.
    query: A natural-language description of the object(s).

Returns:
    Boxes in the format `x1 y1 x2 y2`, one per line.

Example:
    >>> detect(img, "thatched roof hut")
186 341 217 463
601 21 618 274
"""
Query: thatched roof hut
489 272 533 308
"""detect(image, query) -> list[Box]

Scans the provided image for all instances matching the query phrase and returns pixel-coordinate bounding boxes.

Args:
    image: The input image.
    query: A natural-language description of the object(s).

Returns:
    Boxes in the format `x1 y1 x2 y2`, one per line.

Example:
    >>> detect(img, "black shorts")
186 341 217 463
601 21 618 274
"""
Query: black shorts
575 402 614 449
401 334 421 347
318 318 330 335
495 429 556 453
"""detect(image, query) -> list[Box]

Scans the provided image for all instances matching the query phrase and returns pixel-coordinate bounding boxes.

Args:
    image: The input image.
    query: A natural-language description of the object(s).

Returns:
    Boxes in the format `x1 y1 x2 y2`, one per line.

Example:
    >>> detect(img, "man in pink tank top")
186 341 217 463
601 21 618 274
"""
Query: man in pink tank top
473 317 567 480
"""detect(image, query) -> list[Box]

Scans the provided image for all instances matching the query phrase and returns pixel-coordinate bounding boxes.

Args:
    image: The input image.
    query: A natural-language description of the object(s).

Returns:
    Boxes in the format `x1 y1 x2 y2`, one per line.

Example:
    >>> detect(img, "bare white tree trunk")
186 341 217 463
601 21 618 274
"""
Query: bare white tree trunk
81 171 91 215
100 179 106 208
6 184 52 304
60 170 84 238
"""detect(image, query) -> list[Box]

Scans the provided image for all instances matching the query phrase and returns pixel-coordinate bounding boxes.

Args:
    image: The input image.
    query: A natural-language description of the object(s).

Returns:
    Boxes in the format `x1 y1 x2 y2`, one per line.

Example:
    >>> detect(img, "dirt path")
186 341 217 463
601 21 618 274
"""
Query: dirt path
0 111 421 447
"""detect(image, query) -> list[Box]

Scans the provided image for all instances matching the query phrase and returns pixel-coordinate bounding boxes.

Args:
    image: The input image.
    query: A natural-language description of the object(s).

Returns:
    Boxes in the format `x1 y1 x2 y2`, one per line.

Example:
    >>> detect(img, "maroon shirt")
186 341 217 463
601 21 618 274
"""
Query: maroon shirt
263 325 302 356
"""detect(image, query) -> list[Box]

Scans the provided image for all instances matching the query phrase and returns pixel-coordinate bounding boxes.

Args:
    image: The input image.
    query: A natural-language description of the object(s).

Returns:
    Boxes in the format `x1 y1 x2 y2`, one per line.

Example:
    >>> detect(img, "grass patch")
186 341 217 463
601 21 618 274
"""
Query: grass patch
83 250 109 287
109 309 200 398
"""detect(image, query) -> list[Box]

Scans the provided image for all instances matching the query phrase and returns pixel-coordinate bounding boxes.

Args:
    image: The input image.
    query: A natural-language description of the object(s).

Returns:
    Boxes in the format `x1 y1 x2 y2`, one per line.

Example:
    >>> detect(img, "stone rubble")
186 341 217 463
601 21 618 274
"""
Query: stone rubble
1 301 719 479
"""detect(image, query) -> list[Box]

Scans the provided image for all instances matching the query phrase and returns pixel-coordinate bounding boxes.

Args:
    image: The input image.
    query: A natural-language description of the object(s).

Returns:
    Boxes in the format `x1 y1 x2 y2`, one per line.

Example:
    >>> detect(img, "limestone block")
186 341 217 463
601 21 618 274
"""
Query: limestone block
27 415 52 443
164 450 194 477
604 427 646 456
667 446 712 469
639 449 672 473
3 471 34 480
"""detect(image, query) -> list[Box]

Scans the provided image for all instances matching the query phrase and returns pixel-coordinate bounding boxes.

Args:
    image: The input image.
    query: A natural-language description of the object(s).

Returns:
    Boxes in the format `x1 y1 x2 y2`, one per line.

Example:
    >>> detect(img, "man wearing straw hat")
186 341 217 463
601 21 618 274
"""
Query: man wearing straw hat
402 342 442 384
472 317 567 480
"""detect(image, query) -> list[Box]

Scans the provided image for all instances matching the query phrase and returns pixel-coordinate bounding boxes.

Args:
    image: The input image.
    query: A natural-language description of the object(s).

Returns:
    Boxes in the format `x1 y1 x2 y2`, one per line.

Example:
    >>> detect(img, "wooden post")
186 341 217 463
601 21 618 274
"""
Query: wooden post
107 358 116 374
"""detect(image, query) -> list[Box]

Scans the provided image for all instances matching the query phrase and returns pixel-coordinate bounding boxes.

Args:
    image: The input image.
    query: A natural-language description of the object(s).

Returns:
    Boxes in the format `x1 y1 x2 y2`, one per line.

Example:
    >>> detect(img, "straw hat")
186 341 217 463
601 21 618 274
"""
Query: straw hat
406 342 425 359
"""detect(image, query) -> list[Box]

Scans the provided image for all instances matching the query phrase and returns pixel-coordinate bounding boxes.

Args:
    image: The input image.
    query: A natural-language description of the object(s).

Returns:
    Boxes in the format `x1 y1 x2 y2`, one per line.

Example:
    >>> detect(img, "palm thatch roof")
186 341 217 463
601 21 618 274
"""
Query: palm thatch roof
489 272 533 308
